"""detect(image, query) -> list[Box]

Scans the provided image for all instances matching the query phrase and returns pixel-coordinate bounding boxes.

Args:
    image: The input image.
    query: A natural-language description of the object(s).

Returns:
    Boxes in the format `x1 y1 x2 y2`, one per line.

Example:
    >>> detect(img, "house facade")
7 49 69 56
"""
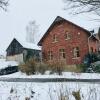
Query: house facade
38 16 99 65
6 38 41 63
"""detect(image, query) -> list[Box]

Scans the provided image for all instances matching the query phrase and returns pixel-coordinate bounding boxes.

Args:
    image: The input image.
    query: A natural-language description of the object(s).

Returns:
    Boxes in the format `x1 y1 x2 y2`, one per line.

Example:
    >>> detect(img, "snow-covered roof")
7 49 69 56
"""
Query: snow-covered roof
17 39 41 50
7 38 41 51
89 27 100 34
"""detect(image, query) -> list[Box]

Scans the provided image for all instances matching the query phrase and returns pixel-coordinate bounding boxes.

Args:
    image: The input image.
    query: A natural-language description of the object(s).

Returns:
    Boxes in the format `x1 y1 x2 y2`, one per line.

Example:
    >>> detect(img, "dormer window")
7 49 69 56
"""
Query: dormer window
65 32 71 40
53 34 58 42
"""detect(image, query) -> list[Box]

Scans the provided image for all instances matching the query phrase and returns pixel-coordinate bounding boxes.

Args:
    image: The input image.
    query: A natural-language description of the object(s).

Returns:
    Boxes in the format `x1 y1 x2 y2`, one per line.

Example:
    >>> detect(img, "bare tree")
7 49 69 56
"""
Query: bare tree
26 21 39 44
63 0 100 16
0 0 9 11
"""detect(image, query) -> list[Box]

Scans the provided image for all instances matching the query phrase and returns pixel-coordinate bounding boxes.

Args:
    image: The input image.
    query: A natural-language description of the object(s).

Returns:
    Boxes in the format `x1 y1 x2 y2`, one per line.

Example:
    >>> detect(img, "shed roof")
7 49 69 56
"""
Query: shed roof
6 38 41 51
18 39 41 50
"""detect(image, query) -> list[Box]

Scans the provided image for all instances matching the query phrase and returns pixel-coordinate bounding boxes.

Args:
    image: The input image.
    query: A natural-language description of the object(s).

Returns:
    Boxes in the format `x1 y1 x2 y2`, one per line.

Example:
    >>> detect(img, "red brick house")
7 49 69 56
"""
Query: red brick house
38 16 99 65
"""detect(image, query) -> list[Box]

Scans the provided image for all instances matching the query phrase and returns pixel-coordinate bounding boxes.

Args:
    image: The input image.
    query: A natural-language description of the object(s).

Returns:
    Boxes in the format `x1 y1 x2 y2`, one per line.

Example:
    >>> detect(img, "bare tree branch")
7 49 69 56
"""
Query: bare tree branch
0 0 9 11
63 0 100 16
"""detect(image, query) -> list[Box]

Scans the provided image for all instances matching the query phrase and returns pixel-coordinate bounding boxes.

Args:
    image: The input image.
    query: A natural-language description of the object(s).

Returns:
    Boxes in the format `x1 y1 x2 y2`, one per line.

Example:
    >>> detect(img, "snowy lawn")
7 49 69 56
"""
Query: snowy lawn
0 59 100 100
0 72 100 100
0 59 18 69
0 81 100 100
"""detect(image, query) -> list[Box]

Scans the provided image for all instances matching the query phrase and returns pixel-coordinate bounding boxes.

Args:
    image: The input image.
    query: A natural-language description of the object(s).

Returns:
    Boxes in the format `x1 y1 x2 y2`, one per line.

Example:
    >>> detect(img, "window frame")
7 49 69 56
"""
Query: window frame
73 47 80 58
52 34 58 43
59 49 66 59
48 50 53 60
65 31 71 40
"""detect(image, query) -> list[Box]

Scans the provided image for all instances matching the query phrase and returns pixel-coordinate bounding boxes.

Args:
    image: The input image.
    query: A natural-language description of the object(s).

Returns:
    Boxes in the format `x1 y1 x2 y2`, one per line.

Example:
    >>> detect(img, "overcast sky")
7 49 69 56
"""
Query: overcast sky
0 0 100 55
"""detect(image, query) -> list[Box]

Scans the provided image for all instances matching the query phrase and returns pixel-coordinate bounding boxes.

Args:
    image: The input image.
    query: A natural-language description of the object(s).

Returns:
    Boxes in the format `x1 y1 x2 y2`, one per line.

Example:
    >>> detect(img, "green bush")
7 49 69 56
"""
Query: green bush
94 65 100 72
82 52 100 73
92 63 100 73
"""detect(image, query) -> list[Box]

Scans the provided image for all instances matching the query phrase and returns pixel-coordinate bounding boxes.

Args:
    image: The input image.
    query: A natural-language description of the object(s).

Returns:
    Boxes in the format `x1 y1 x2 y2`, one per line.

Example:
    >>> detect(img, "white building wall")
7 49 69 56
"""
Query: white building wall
6 54 23 63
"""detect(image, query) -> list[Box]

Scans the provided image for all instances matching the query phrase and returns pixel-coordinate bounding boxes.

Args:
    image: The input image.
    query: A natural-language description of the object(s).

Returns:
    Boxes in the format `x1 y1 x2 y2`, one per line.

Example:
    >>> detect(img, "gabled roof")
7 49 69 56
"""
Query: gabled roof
38 16 91 46
6 38 41 51
17 39 41 50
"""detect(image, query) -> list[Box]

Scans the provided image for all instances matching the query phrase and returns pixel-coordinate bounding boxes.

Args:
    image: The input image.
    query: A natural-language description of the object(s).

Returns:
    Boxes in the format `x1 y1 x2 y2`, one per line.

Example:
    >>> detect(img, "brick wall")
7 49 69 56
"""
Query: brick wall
41 21 97 65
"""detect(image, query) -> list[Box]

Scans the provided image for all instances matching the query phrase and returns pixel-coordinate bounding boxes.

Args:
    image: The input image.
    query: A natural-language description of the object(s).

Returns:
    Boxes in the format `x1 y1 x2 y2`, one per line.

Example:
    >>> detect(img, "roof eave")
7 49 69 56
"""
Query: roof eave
38 16 91 46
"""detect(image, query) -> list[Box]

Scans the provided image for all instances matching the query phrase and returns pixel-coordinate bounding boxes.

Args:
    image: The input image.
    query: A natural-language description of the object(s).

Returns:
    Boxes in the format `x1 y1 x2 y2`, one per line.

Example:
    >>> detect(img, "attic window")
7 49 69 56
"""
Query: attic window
65 32 71 40
53 34 58 42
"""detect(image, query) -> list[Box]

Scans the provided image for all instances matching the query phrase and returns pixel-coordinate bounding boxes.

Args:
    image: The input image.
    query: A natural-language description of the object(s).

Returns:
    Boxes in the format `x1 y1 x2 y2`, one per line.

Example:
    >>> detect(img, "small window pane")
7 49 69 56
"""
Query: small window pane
53 34 58 42
73 47 80 58
65 32 71 40
59 49 66 59
48 51 53 60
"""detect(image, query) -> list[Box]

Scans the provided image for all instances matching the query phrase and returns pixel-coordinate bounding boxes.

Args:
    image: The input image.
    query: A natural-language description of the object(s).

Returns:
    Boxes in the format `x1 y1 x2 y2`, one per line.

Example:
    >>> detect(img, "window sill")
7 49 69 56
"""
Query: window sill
60 58 66 60
65 38 70 40
72 57 80 59
52 41 58 43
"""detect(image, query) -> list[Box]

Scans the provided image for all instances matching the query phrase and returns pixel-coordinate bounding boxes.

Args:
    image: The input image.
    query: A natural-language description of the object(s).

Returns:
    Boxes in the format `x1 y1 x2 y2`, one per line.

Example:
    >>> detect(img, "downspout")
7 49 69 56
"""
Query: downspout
96 40 98 53
88 32 93 53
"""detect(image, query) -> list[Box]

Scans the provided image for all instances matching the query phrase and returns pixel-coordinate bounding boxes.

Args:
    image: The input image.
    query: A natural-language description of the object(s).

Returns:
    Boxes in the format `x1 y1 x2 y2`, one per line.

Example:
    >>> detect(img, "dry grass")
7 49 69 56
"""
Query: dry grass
19 58 36 75
47 60 65 75
36 62 49 74
47 60 83 73
19 58 83 75
63 64 83 73
72 90 81 100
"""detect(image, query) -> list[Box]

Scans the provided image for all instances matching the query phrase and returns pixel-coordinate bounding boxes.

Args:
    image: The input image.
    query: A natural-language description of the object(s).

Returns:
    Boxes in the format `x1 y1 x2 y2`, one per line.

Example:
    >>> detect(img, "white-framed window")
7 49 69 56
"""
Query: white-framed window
65 31 71 40
73 47 80 58
53 34 58 42
59 49 66 59
48 51 53 60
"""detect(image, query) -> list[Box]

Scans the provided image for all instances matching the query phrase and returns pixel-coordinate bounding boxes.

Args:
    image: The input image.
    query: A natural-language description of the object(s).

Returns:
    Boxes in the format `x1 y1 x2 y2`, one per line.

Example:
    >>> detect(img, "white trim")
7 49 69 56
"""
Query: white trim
72 57 80 59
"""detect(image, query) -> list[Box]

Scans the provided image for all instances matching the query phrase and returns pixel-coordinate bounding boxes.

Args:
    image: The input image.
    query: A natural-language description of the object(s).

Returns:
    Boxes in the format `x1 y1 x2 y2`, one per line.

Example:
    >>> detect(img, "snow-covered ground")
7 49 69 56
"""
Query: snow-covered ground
0 59 100 100
0 59 18 69
0 81 100 100
0 72 100 100
1 71 100 80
